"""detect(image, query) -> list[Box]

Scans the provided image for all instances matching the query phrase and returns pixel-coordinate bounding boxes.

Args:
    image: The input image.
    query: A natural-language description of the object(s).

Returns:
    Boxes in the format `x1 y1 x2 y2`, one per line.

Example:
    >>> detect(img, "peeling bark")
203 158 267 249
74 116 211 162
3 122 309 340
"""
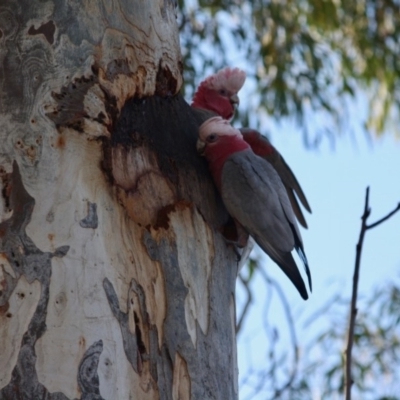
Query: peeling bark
0 1 238 399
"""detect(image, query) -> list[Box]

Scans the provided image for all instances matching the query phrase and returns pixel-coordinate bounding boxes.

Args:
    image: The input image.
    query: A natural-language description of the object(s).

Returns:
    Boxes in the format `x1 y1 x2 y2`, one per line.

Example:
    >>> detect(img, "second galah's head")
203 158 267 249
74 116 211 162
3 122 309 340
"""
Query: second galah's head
197 117 248 157
192 67 246 120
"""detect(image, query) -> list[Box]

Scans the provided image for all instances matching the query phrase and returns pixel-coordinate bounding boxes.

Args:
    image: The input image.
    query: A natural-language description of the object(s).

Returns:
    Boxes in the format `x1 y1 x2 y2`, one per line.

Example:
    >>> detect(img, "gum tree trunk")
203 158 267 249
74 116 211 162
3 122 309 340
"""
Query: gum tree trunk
0 1 238 399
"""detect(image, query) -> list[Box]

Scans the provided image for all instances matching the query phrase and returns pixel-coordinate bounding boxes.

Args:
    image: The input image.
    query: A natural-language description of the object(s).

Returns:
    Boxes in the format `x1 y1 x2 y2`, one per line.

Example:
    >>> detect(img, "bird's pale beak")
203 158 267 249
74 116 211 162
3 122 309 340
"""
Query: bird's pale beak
230 94 239 106
196 138 206 155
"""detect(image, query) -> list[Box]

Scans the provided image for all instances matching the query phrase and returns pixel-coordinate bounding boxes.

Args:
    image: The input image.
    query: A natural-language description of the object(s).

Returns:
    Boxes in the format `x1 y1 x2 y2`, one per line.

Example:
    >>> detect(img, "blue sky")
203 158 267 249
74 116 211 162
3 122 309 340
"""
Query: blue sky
236 112 400 399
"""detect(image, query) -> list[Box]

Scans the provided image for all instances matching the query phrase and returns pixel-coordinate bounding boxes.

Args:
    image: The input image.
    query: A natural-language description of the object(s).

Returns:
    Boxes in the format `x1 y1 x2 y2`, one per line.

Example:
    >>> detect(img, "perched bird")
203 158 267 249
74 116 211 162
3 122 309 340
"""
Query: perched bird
191 67 246 120
197 116 312 300
192 68 312 228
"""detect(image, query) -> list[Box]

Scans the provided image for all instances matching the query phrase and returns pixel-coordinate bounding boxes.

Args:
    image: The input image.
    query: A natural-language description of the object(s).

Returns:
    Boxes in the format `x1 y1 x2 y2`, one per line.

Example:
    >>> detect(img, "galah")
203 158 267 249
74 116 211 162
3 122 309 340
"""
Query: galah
191 67 247 120
197 116 312 300
191 67 312 228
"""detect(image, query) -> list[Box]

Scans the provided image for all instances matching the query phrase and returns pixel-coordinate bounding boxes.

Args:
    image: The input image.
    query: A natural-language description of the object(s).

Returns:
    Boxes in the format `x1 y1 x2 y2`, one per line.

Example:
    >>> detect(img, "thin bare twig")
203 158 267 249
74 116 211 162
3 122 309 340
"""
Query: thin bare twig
345 187 400 400
236 273 253 333
367 202 400 229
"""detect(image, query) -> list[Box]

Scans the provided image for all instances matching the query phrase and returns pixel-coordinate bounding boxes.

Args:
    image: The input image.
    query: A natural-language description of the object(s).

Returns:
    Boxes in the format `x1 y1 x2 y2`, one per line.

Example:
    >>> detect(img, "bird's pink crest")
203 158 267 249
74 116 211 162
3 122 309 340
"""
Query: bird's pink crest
191 67 246 119
203 67 246 93
199 117 243 142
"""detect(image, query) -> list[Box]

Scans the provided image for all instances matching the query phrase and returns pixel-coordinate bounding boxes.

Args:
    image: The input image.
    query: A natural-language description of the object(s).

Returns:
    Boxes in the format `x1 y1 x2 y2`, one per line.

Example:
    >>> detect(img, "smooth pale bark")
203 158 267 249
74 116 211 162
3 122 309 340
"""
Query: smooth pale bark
0 1 238 399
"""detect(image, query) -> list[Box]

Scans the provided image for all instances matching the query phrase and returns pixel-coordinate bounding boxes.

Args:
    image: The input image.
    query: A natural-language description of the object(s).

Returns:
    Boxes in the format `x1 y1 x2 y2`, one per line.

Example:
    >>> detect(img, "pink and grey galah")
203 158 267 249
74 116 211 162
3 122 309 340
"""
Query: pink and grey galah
197 116 312 300
192 67 312 228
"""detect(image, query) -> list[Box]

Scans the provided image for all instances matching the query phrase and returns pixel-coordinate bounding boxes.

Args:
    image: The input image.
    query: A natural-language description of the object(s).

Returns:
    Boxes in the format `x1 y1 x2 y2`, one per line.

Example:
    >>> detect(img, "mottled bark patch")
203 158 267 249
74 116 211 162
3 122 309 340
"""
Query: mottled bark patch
167 203 215 344
106 59 132 82
79 202 98 229
111 145 176 227
28 21 56 45
46 75 98 132
103 277 155 380
77 340 105 400
103 278 140 373
153 200 192 230
155 63 178 97
0 162 105 400
142 227 238 399
172 353 191 400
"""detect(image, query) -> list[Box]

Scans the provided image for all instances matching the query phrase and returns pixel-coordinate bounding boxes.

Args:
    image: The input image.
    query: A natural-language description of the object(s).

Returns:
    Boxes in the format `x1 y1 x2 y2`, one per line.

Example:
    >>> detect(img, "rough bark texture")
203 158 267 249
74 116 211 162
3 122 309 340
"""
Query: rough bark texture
0 1 238 399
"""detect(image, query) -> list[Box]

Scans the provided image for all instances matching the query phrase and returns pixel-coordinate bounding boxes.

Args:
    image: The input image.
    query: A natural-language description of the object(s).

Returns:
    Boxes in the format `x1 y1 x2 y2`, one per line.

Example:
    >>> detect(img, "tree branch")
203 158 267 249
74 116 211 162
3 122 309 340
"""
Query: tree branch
345 187 400 400
367 202 400 230
237 273 253 333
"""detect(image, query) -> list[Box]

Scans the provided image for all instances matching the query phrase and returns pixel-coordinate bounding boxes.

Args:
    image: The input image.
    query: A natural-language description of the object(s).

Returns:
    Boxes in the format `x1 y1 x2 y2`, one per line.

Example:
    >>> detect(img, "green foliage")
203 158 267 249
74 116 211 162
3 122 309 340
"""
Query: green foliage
179 0 400 138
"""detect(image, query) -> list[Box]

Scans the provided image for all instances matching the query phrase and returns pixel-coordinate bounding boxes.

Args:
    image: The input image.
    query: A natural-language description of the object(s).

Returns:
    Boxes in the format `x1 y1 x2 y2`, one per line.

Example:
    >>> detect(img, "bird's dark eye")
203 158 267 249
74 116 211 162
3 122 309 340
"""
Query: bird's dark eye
219 89 227 96
207 133 218 143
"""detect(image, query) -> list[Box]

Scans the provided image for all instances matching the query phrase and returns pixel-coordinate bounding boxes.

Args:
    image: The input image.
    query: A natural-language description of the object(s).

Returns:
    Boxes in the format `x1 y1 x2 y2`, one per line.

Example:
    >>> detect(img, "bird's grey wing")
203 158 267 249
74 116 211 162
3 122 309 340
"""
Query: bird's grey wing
267 156 312 291
285 184 308 229
221 151 296 254
221 151 309 299
266 150 312 214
